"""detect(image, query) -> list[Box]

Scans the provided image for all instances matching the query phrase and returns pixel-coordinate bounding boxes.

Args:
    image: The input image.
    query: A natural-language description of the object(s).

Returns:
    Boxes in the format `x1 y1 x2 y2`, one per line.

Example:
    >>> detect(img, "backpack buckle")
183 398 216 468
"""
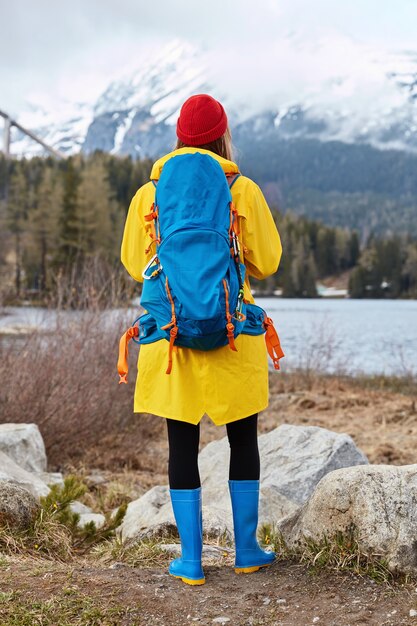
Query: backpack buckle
232 290 246 322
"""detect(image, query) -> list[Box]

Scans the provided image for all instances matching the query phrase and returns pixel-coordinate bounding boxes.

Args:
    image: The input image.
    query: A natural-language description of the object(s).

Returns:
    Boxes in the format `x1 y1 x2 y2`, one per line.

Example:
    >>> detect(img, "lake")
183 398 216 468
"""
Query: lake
1 298 416 377
258 297 417 377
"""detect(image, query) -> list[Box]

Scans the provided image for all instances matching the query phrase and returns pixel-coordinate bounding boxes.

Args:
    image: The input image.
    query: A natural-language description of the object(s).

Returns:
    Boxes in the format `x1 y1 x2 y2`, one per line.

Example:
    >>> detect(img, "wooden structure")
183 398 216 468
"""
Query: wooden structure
0 109 65 159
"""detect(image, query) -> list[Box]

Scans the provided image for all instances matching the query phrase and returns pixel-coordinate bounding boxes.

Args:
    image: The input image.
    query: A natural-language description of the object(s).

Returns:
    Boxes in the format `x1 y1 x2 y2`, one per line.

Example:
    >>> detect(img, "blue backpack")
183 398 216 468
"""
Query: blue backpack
118 152 284 381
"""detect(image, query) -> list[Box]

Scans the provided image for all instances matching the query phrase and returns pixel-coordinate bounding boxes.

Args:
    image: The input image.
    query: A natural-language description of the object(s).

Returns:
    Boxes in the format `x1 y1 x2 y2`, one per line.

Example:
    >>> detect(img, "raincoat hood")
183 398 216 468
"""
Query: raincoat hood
149 147 240 180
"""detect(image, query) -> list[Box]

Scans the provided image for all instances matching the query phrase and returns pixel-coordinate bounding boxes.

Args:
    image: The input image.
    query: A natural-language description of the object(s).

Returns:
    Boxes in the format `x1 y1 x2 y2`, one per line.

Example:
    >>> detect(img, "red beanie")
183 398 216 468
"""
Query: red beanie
176 94 228 146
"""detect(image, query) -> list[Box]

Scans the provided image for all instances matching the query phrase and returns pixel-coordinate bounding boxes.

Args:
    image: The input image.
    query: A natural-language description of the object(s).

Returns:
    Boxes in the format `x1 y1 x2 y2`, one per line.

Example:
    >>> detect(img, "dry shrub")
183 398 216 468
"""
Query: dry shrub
0 309 164 469
291 314 345 385
47 255 135 311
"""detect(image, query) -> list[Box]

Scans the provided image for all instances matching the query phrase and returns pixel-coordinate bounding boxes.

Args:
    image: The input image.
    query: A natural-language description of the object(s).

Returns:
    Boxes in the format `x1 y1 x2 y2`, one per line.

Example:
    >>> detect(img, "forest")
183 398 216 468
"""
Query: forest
237 135 417 238
0 151 416 305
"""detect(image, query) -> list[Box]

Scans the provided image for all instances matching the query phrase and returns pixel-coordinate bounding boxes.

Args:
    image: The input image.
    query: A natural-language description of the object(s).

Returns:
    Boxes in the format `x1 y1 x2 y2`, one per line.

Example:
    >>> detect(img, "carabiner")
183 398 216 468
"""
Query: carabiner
142 254 163 280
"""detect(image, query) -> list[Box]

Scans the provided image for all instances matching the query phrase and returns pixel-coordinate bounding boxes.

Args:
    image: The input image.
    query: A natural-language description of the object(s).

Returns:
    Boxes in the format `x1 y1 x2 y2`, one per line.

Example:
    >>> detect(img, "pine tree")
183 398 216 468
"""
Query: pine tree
349 231 360 266
75 158 117 258
58 157 81 265
27 167 62 292
348 266 366 298
6 167 28 296
402 244 417 296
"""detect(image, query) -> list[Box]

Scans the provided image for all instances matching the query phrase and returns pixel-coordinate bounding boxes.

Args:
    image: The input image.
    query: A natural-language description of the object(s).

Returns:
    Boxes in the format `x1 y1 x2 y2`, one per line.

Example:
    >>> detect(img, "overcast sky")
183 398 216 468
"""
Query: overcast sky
1 0 416 118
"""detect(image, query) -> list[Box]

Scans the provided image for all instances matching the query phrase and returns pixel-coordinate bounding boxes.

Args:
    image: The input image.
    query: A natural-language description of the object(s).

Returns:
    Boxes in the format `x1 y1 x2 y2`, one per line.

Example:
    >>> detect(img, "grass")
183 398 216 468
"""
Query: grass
91 535 172 568
258 522 411 585
0 472 175 571
346 372 417 396
0 589 139 626
0 476 126 561
270 367 417 397
81 473 141 512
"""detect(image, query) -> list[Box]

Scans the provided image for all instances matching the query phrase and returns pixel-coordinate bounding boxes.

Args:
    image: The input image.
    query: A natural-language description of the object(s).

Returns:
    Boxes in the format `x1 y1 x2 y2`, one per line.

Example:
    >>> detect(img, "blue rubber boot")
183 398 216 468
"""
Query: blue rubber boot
228 479 276 574
168 487 205 585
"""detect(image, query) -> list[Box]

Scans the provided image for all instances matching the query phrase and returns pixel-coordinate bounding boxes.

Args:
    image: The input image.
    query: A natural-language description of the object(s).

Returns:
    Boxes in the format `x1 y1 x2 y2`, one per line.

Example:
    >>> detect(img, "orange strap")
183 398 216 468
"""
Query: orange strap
162 278 178 374
144 204 160 254
229 201 240 238
144 203 158 222
222 279 237 352
117 325 139 384
263 316 285 370
166 326 178 375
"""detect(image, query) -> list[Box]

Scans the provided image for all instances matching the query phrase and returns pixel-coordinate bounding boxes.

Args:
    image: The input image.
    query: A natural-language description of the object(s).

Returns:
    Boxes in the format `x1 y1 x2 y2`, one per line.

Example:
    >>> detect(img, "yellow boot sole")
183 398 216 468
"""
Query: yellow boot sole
170 573 206 585
234 563 272 574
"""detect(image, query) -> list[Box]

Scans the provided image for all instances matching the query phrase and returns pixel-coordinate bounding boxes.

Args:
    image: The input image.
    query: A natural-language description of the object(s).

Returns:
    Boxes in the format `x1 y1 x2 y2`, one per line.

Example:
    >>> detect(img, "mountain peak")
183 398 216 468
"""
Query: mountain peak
7 36 417 158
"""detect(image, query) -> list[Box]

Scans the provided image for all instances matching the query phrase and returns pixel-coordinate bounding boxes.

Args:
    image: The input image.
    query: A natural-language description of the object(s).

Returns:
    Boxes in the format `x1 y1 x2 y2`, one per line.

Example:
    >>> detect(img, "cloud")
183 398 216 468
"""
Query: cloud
1 0 417 117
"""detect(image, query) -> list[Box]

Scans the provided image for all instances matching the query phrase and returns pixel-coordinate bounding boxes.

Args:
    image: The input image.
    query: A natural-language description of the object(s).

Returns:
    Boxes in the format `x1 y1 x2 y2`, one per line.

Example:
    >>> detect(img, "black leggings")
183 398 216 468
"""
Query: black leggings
166 413 260 489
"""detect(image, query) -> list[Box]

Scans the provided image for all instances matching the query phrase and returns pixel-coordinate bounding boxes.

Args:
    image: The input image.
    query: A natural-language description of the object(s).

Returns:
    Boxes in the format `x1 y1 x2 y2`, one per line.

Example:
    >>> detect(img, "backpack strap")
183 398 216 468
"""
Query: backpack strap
222 279 238 352
227 197 246 322
160 277 179 374
225 172 241 189
263 315 285 370
117 325 139 383
144 202 161 254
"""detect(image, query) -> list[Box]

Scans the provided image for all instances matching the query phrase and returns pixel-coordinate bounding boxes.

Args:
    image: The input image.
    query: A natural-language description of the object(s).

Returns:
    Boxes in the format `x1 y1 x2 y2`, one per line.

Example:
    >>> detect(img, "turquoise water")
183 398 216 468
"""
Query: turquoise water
1 298 417 376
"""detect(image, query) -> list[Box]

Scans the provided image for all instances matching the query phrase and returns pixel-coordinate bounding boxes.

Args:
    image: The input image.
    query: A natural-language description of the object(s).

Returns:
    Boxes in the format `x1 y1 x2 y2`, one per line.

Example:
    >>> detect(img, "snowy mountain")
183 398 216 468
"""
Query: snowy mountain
7 37 417 159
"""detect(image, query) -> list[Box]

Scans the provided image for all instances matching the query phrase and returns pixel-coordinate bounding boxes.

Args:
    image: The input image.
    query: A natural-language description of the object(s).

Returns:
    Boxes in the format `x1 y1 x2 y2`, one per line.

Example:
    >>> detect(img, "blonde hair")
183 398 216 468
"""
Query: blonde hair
175 126 234 162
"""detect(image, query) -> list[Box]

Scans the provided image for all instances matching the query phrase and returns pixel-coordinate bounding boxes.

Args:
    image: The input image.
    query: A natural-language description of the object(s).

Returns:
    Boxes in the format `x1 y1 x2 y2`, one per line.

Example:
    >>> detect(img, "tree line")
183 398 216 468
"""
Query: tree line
0 152 151 306
0 152 416 305
251 211 417 298
236 136 417 238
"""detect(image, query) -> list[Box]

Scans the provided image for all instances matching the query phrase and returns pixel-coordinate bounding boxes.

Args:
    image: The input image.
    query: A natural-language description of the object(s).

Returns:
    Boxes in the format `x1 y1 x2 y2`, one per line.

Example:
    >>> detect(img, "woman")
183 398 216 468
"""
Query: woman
121 94 282 586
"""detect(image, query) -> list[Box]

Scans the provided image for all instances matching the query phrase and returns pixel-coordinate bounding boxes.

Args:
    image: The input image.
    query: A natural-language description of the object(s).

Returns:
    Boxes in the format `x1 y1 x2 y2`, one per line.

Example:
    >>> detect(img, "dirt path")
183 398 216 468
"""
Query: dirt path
1 557 417 626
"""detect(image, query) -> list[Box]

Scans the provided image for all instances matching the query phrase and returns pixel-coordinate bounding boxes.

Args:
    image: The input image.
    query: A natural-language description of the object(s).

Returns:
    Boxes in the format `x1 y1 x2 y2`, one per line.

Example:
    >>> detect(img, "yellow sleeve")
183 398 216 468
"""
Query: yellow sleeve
233 177 282 280
120 182 155 283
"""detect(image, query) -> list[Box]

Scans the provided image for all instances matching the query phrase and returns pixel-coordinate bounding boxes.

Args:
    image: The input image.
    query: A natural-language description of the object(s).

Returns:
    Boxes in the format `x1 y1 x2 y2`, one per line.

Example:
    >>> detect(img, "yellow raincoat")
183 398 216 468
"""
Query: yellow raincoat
121 147 282 425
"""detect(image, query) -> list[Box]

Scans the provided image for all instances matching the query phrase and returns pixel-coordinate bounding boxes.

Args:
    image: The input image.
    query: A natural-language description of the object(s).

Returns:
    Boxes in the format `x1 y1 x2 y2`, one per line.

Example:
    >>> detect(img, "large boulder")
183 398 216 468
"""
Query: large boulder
199 424 369 504
0 423 47 473
278 464 417 574
36 472 64 487
119 424 367 544
0 451 50 498
119 482 298 544
0 480 40 529
119 485 174 542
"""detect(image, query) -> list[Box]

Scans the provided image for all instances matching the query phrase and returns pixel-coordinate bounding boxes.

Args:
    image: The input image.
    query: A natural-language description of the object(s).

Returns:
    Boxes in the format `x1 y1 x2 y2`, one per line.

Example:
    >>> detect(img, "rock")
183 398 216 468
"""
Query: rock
159 544 233 558
0 451 50 498
0 480 40 529
0 423 47 473
77 513 106 529
119 484 234 544
278 464 417 574
135 521 178 542
70 501 93 515
118 424 367 544
119 485 174 542
199 424 368 505
200 485 297 542
35 472 64 487
86 471 107 487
